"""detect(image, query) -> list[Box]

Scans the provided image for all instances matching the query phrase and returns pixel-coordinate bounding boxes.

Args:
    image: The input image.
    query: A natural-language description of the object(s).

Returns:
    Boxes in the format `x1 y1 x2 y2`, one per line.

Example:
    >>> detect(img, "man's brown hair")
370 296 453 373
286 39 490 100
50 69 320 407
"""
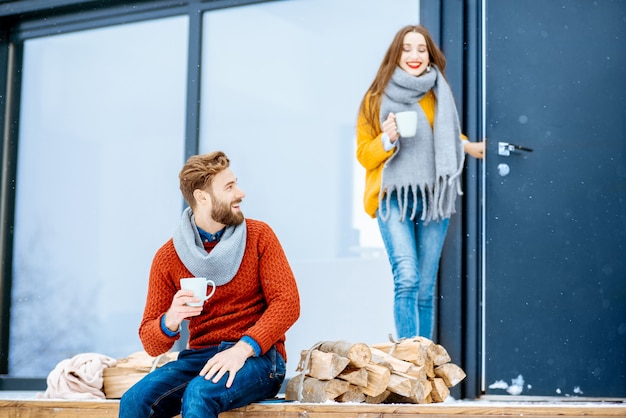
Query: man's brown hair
179 151 230 209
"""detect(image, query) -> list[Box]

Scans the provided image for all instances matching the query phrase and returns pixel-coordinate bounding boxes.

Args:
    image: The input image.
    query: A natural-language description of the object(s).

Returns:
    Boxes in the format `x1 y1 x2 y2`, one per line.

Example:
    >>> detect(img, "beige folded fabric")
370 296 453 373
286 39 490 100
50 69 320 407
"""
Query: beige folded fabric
40 352 117 399
114 350 178 370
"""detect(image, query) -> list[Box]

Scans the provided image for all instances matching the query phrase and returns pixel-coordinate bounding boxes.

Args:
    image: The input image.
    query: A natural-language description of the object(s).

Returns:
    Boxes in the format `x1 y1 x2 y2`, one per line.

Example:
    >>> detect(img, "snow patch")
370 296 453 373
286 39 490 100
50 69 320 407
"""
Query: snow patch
488 380 509 390
488 375 525 395
507 375 525 395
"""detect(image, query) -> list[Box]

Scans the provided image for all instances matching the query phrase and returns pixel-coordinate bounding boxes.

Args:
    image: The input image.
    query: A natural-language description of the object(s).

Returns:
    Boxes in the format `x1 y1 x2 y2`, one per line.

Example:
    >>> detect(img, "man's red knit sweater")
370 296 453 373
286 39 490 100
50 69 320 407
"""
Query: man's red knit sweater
139 219 300 361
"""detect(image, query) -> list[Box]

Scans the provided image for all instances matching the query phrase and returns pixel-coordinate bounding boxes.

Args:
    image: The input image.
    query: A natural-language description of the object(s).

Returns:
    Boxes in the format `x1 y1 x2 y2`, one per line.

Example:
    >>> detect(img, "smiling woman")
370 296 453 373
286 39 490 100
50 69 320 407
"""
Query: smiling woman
355 24 483 342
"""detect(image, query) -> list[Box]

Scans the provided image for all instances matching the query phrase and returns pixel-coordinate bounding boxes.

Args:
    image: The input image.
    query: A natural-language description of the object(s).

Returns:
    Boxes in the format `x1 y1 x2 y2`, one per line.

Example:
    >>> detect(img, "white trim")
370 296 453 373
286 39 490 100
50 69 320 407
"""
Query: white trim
480 0 488 395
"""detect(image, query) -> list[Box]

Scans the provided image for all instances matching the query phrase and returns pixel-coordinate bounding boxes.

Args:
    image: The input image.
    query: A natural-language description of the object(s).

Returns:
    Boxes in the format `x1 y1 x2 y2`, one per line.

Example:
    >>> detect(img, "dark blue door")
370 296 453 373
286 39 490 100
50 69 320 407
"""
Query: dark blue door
484 0 626 397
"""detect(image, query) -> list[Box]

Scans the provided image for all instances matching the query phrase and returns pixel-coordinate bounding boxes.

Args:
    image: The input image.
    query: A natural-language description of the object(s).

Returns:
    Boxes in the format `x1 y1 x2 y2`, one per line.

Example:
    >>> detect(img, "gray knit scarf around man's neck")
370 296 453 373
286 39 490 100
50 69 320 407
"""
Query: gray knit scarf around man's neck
379 66 465 223
172 207 246 285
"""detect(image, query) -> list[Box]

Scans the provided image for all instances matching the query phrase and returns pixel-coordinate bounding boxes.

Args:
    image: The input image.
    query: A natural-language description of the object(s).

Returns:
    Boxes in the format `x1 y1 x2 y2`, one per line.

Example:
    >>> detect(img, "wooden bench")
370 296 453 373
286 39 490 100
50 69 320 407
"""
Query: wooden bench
0 398 624 418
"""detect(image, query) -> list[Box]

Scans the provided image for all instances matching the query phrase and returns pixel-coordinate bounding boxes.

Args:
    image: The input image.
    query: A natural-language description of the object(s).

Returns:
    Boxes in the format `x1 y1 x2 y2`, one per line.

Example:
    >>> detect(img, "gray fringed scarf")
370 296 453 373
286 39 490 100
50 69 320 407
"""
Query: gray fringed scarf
379 66 465 223
172 207 246 285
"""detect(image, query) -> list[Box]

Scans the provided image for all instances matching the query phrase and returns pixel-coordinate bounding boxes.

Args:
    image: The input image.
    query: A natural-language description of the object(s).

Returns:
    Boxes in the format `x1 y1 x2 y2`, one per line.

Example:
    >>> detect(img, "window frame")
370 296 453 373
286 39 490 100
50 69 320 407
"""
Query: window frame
0 0 277 390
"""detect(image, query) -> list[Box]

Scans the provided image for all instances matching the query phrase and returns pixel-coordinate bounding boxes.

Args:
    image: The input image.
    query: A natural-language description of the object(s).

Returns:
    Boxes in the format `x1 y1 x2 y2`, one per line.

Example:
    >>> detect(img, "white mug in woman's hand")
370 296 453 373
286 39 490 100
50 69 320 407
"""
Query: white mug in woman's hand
180 277 216 306
395 111 418 137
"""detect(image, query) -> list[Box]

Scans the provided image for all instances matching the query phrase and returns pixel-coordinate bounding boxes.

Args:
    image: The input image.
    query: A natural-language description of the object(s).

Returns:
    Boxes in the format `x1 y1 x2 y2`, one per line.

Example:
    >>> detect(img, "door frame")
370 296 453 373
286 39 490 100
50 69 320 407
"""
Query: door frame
420 0 485 400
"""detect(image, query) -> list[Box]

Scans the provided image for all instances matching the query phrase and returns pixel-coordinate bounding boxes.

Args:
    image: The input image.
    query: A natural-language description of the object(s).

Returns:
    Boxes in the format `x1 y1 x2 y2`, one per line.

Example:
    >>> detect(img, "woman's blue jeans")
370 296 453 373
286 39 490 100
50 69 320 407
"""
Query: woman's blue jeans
377 192 449 340
119 342 285 418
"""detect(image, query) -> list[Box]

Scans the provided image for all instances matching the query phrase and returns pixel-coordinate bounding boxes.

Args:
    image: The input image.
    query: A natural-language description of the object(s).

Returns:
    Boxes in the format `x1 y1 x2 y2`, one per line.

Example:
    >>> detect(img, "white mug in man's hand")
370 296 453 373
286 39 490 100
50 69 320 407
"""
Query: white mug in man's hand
180 277 216 307
395 111 418 137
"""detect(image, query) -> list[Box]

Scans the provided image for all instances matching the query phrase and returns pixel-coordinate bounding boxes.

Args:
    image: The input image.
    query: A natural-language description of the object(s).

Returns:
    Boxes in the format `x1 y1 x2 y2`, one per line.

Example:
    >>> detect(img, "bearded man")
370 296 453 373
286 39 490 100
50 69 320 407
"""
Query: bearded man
119 151 300 418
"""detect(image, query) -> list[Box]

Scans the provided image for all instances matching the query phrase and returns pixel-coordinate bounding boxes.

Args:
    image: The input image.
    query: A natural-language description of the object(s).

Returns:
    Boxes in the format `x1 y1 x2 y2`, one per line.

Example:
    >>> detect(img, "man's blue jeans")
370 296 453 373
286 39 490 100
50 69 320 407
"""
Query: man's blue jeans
119 342 285 418
377 192 449 340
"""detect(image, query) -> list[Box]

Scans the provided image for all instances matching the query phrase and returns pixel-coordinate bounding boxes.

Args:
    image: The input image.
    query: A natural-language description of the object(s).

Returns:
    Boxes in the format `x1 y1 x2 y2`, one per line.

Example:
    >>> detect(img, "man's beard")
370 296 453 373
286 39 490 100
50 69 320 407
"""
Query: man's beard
210 193 244 226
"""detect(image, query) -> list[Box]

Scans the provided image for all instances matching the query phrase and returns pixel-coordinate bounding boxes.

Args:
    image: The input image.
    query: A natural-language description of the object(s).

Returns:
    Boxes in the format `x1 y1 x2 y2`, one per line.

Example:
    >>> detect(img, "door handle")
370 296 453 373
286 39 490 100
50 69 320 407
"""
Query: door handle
498 142 534 156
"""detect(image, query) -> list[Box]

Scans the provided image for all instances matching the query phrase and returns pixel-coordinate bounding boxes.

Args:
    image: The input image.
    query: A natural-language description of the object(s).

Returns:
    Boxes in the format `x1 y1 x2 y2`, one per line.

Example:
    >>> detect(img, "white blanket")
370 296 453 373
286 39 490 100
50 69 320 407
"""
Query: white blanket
40 352 117 399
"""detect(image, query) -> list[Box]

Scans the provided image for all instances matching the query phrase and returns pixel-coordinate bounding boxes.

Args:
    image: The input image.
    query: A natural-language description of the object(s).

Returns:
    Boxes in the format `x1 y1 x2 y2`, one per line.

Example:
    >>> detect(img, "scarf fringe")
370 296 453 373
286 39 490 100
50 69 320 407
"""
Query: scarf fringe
379 175 462 224
378 66 466 226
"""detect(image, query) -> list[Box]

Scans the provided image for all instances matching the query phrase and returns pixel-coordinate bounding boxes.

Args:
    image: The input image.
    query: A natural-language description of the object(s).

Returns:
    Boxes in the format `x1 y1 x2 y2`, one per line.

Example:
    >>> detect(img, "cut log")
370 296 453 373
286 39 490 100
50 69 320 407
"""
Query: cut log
361 363 391 397
430 377 450 403
370 340 426 365
318 340 372 368
386 372 418 398
423 356 435 378
431 344 452 366
337 366 368 387
384 379 432 404
403 364 426 382
408 378 432 404
434 363 467 387
364 389 390 404
285 374 349 403
412 337 451 366
336 384 366 403
298 349 349 380
370 347 425 379
370 347 411 372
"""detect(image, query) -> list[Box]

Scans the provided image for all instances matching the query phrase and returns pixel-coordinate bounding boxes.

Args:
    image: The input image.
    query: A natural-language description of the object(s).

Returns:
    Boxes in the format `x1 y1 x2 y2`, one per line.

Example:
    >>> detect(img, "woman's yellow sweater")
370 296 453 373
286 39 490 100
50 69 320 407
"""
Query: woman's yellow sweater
356 91 467 218
356 90 437 218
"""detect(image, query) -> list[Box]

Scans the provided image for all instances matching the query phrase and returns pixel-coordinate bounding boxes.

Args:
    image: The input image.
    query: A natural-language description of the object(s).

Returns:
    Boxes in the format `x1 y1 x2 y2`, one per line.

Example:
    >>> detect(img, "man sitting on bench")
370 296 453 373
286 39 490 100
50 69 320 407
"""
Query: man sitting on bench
119 151 300 418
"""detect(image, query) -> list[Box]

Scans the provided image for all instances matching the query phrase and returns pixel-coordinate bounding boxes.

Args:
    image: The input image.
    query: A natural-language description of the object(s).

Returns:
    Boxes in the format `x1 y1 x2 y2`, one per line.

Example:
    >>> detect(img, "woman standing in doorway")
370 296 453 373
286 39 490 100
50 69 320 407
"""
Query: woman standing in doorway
356 25 484 341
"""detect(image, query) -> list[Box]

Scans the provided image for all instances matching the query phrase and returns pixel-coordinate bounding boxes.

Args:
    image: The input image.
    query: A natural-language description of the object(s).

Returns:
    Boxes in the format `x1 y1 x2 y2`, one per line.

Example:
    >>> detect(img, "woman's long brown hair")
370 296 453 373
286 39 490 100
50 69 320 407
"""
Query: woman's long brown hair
358 25 447 134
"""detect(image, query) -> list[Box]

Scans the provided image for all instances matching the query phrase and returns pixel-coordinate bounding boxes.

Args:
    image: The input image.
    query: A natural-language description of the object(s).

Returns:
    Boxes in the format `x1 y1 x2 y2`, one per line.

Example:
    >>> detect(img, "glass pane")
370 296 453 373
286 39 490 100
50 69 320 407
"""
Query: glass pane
10 16 188 377
200 0 418 376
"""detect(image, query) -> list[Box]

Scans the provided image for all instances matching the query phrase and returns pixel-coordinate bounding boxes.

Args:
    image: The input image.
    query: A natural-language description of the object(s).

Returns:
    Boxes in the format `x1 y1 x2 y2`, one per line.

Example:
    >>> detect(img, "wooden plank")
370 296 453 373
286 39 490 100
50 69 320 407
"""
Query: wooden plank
0 399 119 417
220 401 626 418
0 398 624 418
221 402 626 417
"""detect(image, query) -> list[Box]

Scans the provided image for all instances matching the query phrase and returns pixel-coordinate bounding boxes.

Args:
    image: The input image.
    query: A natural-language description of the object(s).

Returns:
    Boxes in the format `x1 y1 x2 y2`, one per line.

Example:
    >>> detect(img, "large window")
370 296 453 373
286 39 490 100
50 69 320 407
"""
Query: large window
5 0 419 380
10 16 188 377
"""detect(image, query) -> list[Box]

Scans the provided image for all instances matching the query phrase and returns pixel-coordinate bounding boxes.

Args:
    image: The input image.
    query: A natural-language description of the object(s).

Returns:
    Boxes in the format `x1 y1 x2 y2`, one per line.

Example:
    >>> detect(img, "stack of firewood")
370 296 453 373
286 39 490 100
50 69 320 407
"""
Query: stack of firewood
285 338 465 404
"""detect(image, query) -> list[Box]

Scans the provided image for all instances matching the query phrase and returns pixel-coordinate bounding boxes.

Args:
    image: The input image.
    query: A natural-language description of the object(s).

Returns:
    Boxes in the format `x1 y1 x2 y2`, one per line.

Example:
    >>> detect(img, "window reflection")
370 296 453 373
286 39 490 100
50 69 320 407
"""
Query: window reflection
11 17 188 377
9 0 418 380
